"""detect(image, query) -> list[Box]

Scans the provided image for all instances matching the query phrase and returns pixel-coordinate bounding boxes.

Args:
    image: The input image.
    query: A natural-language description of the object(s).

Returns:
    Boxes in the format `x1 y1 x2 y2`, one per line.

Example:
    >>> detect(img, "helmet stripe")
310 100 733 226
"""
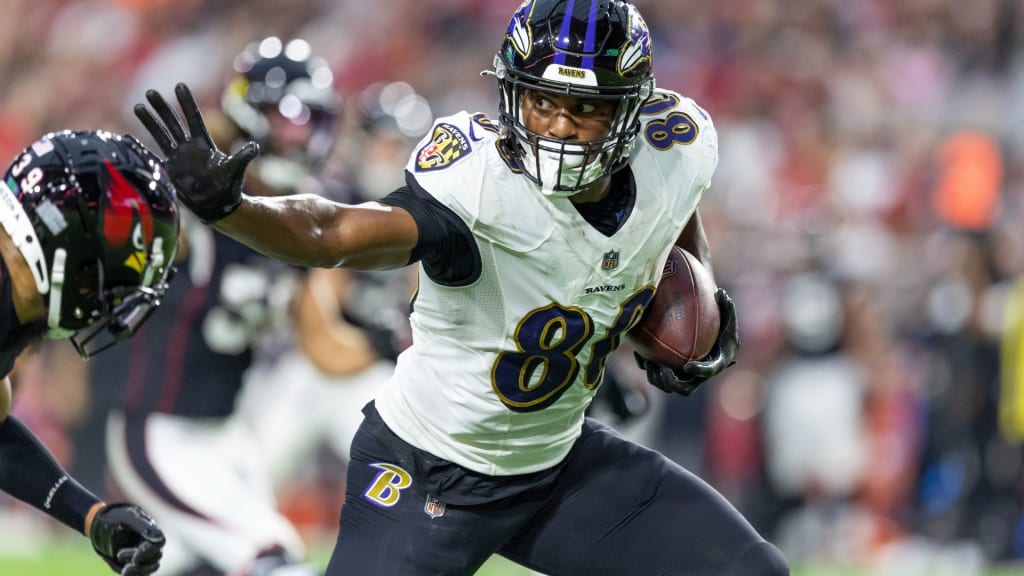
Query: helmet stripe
553 0 576 65
581 0 599 70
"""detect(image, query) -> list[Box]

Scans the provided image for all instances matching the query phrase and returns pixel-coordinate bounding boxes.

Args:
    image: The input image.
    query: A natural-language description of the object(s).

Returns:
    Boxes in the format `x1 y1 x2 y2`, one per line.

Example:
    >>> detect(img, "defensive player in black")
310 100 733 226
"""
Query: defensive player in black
0 130 178 575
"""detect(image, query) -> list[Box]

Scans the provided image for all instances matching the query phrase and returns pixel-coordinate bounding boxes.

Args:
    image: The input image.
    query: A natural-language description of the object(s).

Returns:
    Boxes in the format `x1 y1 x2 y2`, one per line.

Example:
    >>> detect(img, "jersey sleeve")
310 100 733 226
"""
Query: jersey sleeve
690 98 719 198
379 181 481 286
404 112 557 253
403 112 488 230
637 90 719 222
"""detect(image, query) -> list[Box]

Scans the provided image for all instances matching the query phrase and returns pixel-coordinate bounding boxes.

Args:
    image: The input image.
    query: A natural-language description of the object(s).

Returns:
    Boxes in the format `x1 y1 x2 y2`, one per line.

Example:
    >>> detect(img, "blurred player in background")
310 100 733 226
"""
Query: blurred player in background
762 271 867 561
0 130 177 575
135 0 787 574
96 37 340 576
216 37 340 199
236 80 430 490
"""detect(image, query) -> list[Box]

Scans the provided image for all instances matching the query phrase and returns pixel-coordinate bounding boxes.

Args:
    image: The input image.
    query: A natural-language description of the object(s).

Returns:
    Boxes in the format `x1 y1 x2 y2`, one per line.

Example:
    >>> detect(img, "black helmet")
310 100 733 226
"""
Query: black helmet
222 36 340 168
0 130 179 357
493 0 654 195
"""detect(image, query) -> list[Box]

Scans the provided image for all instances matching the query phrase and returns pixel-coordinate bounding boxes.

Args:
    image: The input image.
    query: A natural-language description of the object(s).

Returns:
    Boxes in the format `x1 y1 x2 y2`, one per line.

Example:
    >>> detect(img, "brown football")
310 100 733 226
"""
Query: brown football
628 246 720 368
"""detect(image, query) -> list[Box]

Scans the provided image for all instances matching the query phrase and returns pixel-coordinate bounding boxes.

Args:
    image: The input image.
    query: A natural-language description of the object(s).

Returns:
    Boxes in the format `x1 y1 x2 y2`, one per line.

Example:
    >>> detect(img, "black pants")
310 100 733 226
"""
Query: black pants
326 405 789 576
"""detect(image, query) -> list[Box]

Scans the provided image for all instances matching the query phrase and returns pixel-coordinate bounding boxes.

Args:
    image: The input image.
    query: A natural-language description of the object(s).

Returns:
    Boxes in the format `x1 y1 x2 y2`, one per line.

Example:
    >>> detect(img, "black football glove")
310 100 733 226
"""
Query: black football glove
636 288 739 396
90 503 165 576
134 82 259 224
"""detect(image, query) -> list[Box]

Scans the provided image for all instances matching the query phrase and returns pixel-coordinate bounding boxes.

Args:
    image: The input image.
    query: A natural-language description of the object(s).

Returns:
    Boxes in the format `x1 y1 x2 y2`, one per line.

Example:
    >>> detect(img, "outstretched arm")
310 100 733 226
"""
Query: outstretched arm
216 194 418 270
134 83 418 270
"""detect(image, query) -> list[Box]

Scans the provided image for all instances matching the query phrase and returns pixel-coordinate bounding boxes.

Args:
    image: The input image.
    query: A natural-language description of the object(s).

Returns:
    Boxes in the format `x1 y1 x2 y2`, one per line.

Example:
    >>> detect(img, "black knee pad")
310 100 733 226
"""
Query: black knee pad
722 540 790 576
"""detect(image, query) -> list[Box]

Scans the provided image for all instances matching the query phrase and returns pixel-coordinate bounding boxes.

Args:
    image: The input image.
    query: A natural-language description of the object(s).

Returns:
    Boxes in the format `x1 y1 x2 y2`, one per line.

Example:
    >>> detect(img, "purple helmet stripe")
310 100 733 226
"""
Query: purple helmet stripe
581 0 599 69
553 0 576 65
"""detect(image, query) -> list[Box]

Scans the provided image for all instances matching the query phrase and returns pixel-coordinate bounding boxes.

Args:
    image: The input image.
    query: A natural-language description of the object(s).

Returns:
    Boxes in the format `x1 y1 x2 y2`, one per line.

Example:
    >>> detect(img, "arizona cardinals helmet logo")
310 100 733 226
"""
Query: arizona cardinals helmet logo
103 160 154 274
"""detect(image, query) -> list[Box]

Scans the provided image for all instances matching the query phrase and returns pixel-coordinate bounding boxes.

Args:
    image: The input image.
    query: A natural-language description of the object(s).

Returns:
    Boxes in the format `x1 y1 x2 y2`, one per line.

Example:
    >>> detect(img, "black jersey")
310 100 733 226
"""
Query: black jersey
92 230 284 419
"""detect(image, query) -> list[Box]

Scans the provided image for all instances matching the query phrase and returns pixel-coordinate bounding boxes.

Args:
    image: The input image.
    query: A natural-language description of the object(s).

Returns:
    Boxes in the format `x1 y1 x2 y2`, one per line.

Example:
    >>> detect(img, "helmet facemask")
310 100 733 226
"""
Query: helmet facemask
492 0 655 196
67 271 173 358
56 239 175 358
496 56 651 196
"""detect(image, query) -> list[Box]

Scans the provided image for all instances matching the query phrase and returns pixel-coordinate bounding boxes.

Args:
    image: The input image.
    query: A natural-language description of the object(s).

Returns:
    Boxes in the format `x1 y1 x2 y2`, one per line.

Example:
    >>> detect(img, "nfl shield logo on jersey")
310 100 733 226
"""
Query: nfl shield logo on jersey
602 250 620 271
424 495 446 519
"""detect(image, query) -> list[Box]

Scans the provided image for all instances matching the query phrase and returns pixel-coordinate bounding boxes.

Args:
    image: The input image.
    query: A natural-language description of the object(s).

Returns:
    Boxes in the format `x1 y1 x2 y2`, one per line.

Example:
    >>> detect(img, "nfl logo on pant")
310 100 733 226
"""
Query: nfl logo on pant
424 495 446 519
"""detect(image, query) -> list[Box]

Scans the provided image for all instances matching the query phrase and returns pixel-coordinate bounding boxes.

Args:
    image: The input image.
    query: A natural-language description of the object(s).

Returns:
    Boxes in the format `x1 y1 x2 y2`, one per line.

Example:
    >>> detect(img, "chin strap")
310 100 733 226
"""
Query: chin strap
45 248 73 338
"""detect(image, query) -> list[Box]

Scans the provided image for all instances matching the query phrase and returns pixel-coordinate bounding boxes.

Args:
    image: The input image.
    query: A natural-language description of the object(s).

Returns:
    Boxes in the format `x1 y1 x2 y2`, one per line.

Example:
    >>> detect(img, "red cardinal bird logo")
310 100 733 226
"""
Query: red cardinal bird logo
102 160 153 273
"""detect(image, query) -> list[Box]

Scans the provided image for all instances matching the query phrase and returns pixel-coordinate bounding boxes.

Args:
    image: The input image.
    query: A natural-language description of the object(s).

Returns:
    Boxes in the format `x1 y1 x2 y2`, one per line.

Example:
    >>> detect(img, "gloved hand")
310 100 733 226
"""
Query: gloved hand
134 82 259 224
635 288 739 396
90 503 165 576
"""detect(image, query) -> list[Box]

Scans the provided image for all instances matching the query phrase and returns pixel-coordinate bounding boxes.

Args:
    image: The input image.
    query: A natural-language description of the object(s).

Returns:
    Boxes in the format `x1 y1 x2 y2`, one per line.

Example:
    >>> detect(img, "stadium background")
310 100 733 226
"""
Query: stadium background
1 0 1024 575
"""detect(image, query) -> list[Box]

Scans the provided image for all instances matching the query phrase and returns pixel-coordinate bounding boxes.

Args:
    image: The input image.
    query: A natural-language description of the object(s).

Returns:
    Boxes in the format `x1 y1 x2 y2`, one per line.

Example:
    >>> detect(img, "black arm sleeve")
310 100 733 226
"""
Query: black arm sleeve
378 171 481 286
0 415 100 534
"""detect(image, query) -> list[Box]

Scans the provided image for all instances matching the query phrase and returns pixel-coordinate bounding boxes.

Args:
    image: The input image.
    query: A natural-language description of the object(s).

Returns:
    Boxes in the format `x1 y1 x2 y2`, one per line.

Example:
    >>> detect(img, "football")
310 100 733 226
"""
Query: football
628 246 721 368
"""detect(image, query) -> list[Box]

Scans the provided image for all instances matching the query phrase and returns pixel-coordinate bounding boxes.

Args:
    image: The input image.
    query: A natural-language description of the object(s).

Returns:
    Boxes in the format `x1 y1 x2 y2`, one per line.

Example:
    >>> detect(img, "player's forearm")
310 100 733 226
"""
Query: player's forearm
301 325 378 376
214 193 418 271
214 193 349 268
676 209 714 282
0 416 101 535
295 271 378 376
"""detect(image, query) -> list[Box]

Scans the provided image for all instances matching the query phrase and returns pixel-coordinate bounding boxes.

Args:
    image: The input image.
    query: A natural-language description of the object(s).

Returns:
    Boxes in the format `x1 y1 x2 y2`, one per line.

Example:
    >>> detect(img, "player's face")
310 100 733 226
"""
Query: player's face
520 89 616 143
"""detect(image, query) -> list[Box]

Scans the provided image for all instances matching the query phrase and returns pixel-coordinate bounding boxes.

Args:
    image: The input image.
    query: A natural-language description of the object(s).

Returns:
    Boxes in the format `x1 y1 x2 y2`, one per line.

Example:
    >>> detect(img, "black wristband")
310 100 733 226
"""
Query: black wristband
0 416 100 534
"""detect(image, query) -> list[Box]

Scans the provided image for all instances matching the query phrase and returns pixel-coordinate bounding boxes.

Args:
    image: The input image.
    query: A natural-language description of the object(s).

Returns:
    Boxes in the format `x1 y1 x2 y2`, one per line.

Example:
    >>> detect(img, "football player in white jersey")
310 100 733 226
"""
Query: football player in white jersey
134 1 789 574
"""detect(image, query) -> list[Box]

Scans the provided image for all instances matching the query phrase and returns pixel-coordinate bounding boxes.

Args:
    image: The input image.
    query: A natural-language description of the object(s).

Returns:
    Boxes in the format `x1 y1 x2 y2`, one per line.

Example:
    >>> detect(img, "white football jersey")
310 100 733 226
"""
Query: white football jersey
375 89 718 475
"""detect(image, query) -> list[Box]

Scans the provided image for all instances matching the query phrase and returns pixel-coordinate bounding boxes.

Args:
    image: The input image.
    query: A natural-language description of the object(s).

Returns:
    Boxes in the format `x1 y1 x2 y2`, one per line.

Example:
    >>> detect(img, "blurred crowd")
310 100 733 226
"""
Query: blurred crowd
1 0 1024 573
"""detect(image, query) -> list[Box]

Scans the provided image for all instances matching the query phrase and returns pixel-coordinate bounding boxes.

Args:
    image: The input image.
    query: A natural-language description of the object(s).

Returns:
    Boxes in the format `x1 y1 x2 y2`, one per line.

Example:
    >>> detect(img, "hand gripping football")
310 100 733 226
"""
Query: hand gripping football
628 247 720 368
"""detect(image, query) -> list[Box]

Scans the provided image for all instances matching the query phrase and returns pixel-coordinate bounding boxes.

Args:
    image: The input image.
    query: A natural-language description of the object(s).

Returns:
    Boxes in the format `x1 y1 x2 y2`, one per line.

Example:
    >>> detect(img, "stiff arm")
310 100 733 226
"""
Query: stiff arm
216 194 418 270
134 83 419 271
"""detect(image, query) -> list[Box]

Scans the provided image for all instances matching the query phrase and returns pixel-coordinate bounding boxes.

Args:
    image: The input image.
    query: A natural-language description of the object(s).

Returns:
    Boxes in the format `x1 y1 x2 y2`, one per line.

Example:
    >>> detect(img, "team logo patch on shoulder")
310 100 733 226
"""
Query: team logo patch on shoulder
416 123 471 172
